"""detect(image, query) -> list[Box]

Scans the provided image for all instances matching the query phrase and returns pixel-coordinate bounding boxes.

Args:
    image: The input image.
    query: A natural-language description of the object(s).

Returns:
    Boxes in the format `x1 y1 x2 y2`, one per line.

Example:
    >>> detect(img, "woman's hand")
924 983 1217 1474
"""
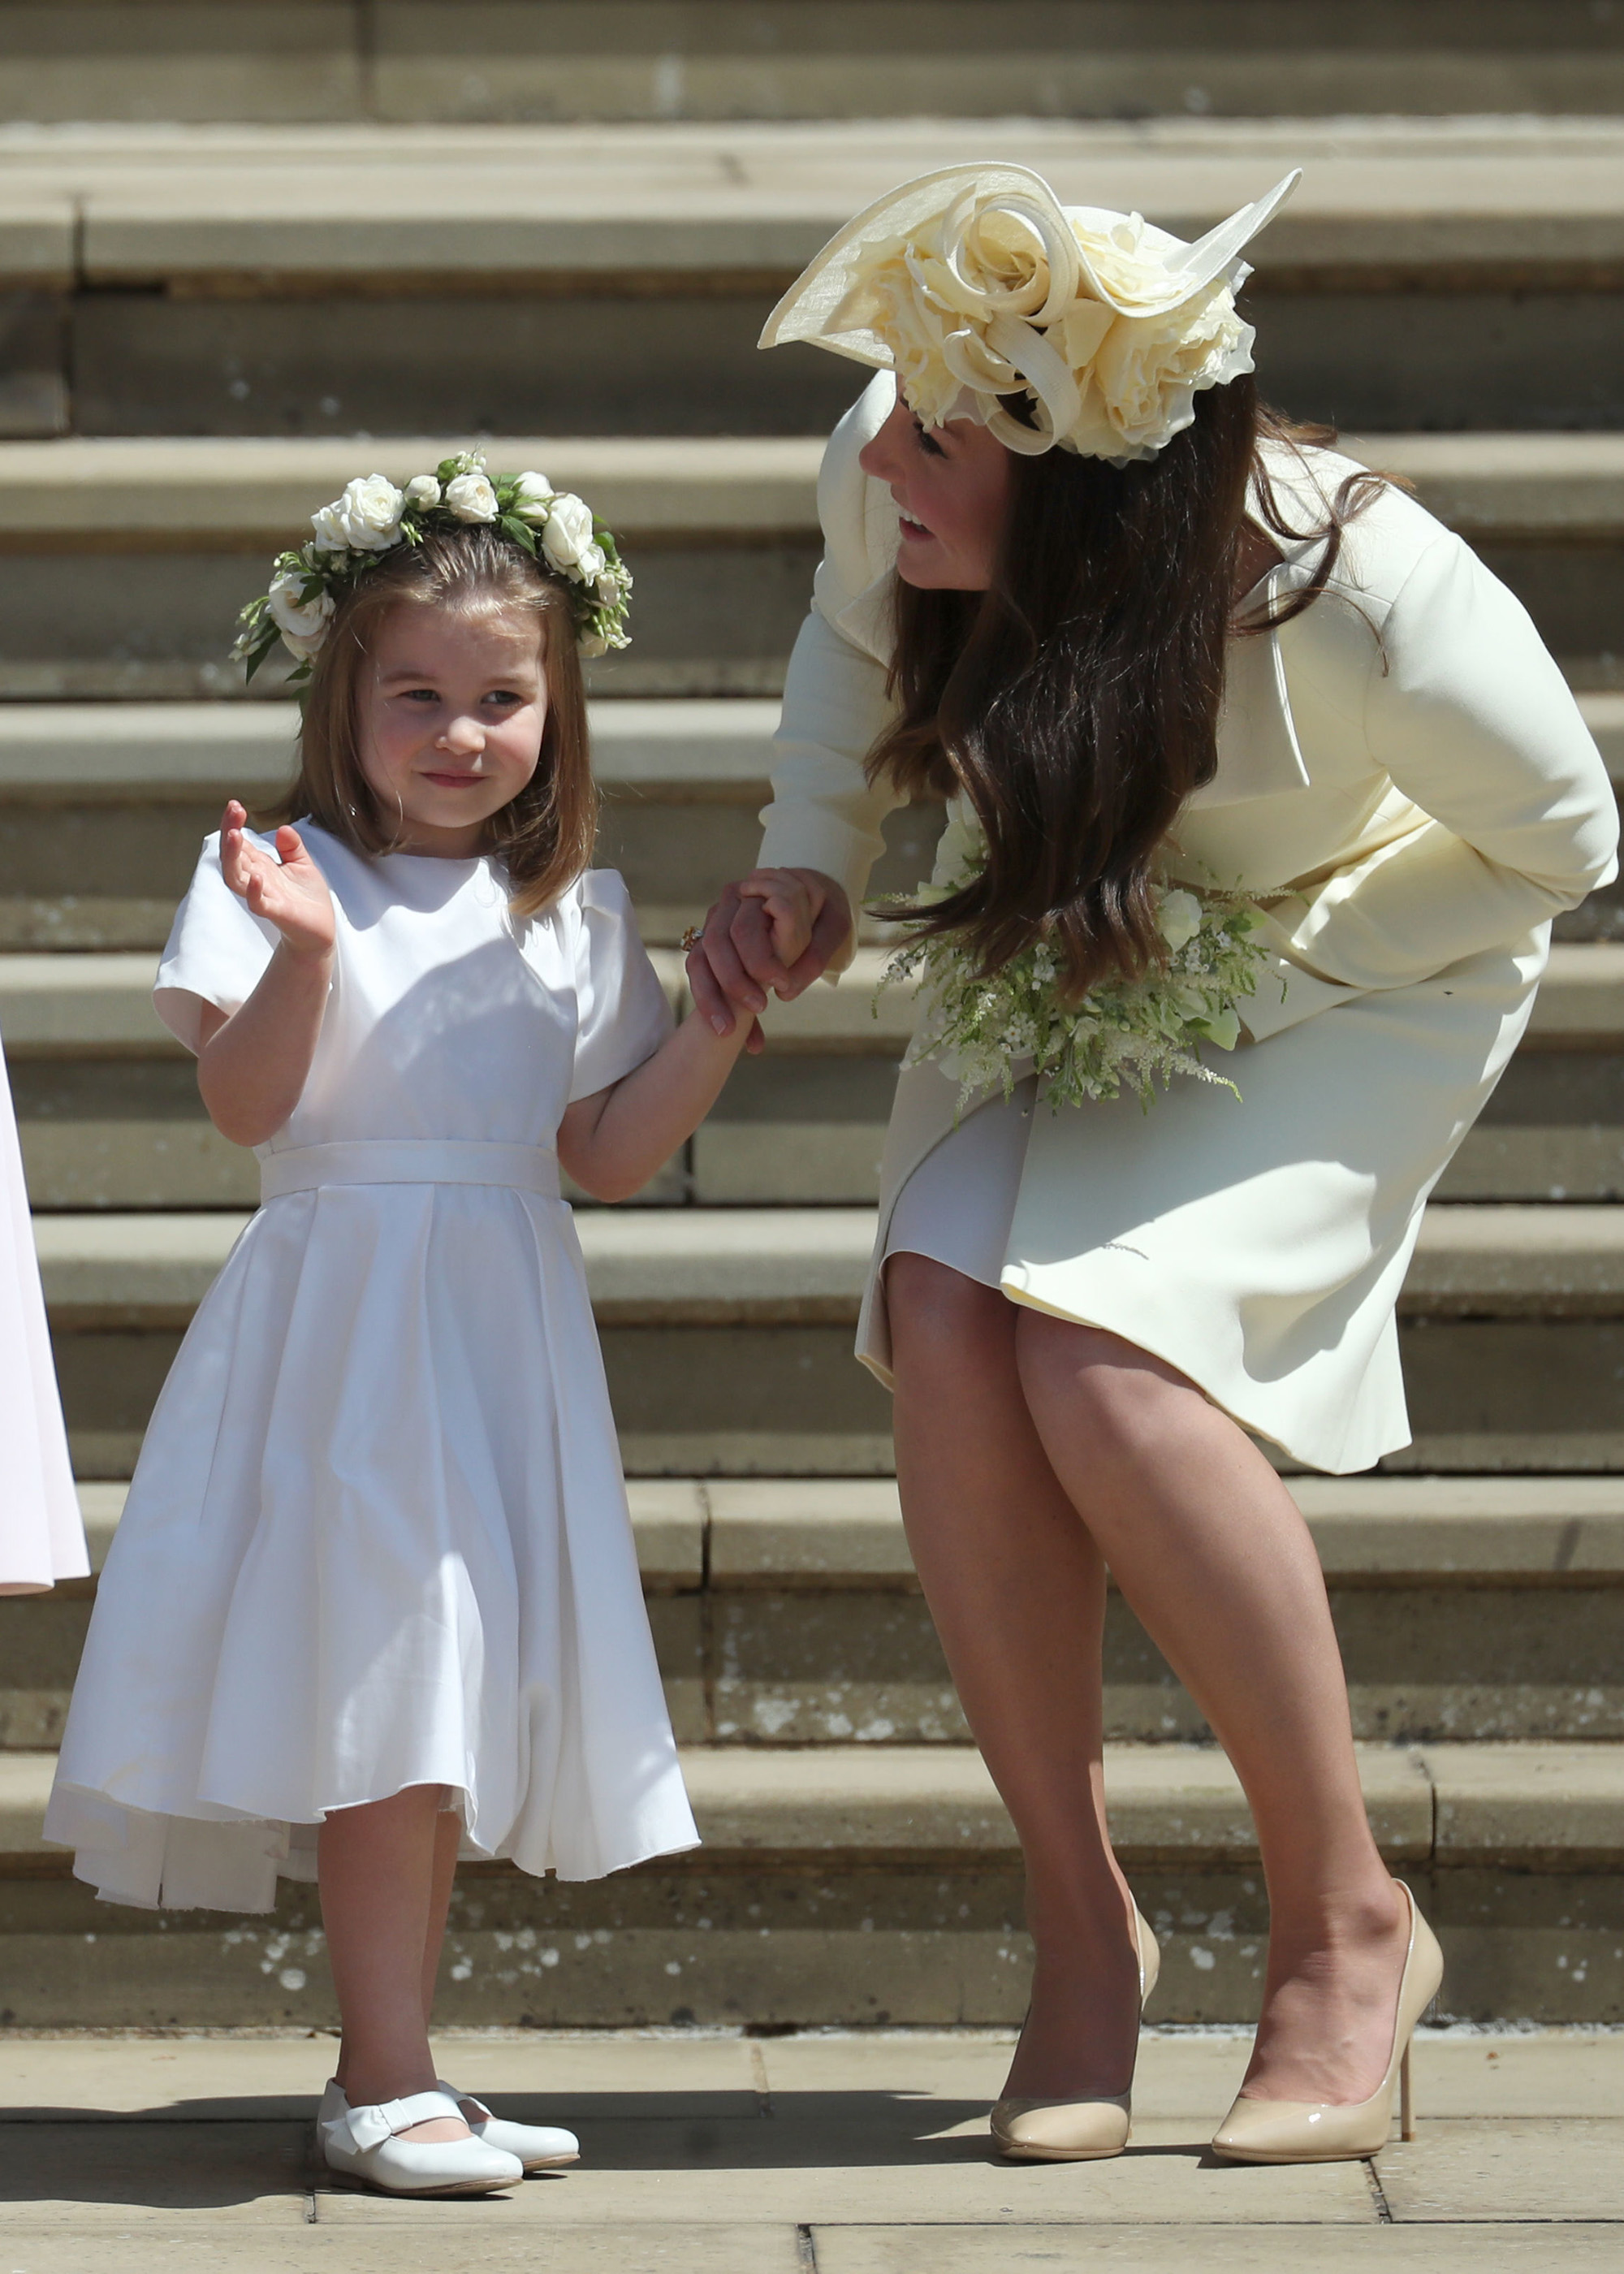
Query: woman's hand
220 800 335 961
687 867 853 1047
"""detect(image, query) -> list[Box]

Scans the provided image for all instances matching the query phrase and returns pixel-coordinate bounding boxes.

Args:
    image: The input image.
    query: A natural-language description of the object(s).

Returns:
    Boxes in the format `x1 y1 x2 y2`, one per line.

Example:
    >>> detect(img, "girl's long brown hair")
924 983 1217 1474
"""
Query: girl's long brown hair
263 525 596 919
870 374 1389 996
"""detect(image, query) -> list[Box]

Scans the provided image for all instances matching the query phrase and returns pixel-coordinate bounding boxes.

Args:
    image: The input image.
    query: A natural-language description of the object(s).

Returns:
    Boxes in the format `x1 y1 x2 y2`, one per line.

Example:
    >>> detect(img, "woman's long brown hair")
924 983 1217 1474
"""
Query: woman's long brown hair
869 374 1389 996
261 525 596 919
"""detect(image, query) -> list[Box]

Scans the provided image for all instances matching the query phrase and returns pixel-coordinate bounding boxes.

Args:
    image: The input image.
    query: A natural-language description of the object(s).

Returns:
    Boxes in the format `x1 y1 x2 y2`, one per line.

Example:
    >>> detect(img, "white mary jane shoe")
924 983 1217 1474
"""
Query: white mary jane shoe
438 2077 580 2171
318 2082 524 2197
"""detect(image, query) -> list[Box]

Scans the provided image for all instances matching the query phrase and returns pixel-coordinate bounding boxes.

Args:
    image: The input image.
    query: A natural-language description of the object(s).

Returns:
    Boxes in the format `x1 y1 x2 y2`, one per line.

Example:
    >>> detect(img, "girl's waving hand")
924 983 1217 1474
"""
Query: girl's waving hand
220 801 335 961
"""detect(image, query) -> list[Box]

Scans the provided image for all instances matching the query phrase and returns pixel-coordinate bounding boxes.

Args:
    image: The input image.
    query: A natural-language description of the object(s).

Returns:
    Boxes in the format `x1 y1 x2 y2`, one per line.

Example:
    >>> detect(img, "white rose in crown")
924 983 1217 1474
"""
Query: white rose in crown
541 492 596 573
266 566 335 646
310 473 404 553
444 471 499 522
404 474 440 508
279 627 329 664
510 471 555 524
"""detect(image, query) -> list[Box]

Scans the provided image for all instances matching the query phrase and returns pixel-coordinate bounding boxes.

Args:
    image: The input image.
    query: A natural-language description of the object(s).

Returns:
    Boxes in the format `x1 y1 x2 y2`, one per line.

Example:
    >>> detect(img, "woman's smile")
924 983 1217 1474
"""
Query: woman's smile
857 399 1013 590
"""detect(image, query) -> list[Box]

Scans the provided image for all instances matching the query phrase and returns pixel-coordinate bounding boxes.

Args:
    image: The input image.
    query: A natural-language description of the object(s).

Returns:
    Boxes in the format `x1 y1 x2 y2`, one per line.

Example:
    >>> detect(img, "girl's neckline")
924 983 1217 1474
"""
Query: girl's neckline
298 821 488 869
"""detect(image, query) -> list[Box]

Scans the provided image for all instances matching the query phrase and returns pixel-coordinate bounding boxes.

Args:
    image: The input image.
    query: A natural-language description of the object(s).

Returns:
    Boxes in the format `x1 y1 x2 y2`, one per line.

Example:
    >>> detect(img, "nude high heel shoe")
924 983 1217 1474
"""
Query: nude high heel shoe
990 1903 1160 2162
1211 1879 1443 2164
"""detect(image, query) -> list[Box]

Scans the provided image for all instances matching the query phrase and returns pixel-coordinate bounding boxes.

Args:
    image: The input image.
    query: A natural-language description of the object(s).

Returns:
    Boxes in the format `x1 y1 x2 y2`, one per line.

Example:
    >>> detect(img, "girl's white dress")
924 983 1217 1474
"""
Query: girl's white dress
0 1046 85 1594
45 827 699 1911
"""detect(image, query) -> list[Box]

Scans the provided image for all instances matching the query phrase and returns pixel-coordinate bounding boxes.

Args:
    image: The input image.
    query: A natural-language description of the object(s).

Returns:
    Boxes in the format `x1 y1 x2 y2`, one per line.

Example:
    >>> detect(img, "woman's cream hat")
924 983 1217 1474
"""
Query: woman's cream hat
760 162 1300 465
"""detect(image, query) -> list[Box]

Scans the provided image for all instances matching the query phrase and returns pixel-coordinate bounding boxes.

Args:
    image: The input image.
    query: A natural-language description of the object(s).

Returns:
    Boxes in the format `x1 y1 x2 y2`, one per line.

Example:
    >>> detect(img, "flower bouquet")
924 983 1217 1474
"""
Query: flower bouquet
878 810 1273 1116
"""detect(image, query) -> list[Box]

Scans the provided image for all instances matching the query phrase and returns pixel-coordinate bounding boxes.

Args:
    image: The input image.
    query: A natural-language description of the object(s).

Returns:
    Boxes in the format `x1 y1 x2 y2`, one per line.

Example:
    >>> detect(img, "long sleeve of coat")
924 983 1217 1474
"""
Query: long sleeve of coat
757 375 906 974
756 611 901 971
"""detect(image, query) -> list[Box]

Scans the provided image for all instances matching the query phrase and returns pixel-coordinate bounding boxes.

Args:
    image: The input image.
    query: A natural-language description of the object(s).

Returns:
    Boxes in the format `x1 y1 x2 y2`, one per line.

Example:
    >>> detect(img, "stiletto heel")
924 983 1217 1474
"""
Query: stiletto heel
1211 1879 1441 2165
990 1900 1159 2163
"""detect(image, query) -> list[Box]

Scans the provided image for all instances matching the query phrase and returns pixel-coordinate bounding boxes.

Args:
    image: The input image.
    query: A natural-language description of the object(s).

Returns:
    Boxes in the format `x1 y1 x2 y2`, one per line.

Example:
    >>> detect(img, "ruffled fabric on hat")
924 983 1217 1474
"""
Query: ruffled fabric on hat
761 162 1298 463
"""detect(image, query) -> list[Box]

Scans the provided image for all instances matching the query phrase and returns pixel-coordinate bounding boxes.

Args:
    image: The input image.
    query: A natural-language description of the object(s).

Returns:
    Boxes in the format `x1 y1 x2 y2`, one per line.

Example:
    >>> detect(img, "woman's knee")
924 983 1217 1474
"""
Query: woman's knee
1015 1310 1202 1469
888 1253 1014 1383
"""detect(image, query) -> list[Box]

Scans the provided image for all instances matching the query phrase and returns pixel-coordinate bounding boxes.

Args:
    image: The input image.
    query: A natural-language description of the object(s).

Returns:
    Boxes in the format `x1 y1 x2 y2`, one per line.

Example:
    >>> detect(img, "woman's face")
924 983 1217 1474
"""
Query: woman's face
357 601 546 858
858 397 1015 591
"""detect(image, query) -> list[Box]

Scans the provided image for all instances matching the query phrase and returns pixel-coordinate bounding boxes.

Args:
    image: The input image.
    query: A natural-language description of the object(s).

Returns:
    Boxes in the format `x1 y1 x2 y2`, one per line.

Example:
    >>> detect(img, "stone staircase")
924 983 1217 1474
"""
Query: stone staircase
1 1 1622 2032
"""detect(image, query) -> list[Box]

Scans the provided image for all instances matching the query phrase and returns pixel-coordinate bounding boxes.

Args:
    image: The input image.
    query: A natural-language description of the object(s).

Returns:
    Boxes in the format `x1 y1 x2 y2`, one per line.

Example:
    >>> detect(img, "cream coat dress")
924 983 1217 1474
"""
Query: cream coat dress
757 374 1620 1474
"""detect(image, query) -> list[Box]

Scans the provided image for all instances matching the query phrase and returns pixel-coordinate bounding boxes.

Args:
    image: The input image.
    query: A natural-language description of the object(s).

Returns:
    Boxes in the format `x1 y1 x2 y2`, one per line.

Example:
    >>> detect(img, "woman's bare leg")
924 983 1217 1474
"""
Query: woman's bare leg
888 1253 1142 2101
1014 1313 1410 2106
321 1784 469 2141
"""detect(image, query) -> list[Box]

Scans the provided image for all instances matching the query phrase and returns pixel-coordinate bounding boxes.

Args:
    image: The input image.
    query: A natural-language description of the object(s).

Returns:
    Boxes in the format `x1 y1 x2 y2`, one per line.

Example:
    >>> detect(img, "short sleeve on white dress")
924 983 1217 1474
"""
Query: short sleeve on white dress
153 831 282 1054
567 868 676 1103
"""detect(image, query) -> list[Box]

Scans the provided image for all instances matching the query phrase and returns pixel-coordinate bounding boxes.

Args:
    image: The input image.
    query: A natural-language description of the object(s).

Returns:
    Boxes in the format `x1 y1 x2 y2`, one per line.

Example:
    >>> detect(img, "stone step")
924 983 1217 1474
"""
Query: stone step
0 430 1620 697
0 1736 1619 2027
6 690 1623 801
0 693 1618 950
8 116 1624 437
6 5 1623 129
28 1200 1624 1480
6 1474 1619 1754
5 943 1621 1207
0 694 884 952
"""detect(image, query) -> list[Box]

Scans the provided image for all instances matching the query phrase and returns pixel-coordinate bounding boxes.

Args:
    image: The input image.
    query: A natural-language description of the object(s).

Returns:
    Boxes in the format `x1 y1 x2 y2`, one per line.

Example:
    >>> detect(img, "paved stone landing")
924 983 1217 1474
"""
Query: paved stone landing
1 2028 1620 2269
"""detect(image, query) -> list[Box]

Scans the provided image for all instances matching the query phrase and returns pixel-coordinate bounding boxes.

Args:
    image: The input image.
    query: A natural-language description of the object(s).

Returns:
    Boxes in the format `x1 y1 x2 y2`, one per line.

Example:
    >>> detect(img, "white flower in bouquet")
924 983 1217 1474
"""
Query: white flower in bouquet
444 470 499 523
310 473 404 553
404 473 441 508
1155 887 1203 950
541 492 596 572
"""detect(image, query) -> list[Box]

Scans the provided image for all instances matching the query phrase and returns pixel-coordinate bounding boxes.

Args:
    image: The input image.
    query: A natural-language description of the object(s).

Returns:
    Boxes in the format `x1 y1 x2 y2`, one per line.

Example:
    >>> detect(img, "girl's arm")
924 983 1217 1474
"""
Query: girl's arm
557 1001 753 1203
195 801 336 1148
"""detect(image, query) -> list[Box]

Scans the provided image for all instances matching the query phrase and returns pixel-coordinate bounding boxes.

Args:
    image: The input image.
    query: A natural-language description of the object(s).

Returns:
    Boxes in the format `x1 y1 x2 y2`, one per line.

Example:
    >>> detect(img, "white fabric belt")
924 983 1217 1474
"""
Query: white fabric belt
260 1139 561 1202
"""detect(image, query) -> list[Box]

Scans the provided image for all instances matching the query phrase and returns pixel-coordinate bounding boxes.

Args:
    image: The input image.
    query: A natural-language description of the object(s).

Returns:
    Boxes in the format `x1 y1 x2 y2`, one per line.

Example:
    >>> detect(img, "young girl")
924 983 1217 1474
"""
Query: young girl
45 465 791 2198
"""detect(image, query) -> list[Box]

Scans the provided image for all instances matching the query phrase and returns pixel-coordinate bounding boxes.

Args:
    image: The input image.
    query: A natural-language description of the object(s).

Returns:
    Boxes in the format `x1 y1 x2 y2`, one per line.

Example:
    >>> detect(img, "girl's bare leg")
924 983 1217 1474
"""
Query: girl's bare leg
421 1809 462 2025
321 1784 469 2142
888 1254 1142 2101
1013 1313 1410 2105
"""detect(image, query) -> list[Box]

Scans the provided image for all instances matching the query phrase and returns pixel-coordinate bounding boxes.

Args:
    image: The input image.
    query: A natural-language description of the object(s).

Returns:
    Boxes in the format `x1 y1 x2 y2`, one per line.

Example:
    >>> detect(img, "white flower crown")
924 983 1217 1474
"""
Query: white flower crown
232 451 633 681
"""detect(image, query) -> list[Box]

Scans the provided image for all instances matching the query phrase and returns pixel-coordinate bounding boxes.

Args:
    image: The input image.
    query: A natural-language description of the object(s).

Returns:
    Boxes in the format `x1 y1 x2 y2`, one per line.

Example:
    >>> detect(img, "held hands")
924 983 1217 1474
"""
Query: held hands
686 867 853 1051
219 800 335 962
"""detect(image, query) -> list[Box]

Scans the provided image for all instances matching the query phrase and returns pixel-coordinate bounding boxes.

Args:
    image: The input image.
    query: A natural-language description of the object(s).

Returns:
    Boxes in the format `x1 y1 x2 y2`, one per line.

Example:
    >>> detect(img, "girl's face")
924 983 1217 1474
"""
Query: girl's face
357 602 547 858
857 397 1015 592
